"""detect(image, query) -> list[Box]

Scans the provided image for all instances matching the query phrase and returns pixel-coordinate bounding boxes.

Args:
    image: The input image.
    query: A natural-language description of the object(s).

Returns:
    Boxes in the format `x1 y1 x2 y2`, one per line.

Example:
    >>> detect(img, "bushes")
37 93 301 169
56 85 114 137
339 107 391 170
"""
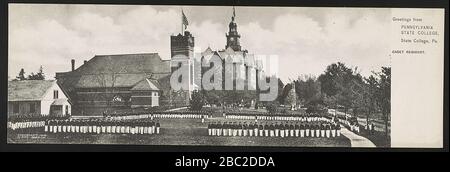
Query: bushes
265 102 279 114
189 91 205 111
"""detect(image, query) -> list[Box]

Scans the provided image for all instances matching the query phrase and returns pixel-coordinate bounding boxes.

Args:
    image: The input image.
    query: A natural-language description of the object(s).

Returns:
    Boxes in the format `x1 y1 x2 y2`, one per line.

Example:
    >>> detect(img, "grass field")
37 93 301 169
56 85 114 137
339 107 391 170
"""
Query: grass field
358 128 390 147
8 118 351 147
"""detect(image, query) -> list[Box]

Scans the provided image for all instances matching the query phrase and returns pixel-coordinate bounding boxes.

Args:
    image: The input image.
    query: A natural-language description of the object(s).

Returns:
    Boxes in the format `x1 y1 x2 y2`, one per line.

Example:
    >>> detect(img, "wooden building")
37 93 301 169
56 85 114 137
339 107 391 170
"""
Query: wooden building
8 80 71 116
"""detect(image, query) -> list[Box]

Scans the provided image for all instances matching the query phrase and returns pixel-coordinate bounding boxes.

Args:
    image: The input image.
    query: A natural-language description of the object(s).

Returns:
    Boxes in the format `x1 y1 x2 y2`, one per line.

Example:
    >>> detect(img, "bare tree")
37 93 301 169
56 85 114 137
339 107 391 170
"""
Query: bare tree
94 56 127 111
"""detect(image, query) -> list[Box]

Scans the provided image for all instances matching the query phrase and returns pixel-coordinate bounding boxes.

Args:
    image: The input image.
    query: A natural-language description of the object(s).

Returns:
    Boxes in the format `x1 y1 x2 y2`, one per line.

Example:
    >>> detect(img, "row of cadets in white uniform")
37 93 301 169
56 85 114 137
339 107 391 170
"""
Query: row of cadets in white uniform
225 114 330 122
7 120 45 130
208 121 341 138
44 119 161 135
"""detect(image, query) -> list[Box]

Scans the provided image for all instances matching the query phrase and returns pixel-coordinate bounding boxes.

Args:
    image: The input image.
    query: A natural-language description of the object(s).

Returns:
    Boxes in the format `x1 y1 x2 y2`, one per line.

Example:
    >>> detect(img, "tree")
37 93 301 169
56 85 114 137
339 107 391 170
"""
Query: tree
16 68 26 81
278 81 291 105
265 101 279 114
275 78 285 104
378 67 391 137
350 66 390 137
363 75 380 127
295 75 323 108
94 57 127 110
189 90 205 111
37 66 45 79
318 62 358 114
285 82 297 110
27 66 46 80
318 63 351 97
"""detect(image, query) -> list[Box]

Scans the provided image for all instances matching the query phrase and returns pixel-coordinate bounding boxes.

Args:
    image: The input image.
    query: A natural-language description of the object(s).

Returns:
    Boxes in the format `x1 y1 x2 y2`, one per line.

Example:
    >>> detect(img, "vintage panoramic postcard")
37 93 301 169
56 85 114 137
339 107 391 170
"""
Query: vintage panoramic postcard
7 4 444 148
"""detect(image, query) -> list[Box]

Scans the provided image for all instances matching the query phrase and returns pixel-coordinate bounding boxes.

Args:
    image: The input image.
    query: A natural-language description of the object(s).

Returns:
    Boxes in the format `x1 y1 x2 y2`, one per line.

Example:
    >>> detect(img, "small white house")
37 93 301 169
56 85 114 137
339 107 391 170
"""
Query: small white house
130 78 160 108
8 80 71 116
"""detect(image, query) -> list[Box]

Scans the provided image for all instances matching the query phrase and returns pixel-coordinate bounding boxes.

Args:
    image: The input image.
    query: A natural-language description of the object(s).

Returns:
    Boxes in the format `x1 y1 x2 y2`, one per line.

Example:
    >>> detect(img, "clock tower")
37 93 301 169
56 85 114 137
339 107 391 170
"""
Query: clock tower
225 7 241 51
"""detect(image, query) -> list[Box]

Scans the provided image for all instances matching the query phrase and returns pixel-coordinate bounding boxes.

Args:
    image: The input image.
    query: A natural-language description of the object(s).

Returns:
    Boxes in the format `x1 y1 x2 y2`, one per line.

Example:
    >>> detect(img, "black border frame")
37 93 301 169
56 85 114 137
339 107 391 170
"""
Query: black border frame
0 0 448 152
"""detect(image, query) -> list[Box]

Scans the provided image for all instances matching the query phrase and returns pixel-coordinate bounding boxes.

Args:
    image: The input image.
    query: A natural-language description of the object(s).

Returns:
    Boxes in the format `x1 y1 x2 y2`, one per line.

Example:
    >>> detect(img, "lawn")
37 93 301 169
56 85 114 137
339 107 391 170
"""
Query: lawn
8 118 351 147
358 128 390 147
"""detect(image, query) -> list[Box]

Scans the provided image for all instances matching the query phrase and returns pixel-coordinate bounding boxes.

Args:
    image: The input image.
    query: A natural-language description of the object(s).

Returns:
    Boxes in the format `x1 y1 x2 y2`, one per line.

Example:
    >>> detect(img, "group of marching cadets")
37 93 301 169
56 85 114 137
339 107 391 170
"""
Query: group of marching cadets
153 113 210 119
108 114 154 121
207 121 341 138
225 113 330 122
104 111 213 120
7 115 68 131
7 120 46 131
44 119 161 135
335 115 361 133
364 122 376 134
349 123 361 133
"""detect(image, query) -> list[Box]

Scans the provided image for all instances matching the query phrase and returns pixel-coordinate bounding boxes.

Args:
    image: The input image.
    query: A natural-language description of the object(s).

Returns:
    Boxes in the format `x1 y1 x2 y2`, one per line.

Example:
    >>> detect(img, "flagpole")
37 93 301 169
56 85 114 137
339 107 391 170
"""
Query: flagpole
181 8 184 36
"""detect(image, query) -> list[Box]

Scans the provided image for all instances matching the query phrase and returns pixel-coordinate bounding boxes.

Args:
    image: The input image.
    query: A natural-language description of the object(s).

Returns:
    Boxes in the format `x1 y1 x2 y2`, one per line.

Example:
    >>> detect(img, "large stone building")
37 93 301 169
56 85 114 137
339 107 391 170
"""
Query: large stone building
170 9 264 105
56 8 264 115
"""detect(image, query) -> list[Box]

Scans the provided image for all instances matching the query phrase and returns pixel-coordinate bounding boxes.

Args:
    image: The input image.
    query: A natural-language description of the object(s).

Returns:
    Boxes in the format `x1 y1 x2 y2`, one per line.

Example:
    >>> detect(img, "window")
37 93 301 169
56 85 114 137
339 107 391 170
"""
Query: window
53 90 59 99
65 105 69 115
13 103 19 114
29 102 35 113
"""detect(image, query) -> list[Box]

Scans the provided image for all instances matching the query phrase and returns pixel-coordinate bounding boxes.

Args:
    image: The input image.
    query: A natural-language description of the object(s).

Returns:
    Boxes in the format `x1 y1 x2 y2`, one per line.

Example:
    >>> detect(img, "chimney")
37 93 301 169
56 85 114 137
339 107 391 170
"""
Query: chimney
84 60 87 64
71 59 75 71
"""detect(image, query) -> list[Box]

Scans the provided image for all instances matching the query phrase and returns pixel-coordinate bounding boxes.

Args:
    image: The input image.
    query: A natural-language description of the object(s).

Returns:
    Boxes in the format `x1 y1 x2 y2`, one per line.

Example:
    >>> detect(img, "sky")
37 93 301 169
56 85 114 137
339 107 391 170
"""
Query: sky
9 4 391 82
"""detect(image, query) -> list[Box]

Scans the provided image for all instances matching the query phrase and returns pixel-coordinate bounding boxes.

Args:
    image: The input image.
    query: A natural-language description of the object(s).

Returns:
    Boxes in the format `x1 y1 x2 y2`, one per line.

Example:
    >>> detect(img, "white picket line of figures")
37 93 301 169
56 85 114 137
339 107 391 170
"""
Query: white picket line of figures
7 121 46 130
207 122 341 138
43 120 161 135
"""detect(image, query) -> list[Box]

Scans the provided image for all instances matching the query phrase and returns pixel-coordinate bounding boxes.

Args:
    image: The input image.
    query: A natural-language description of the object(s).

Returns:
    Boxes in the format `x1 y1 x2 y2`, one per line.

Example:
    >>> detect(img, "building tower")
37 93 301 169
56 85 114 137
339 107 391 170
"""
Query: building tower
170 10 195 106
225 7 241 51
170 31 195 60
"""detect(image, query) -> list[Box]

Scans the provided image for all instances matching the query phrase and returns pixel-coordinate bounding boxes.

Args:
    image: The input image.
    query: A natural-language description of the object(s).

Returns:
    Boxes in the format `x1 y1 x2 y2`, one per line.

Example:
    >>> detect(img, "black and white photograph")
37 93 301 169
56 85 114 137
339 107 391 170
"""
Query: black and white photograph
5 4 444 148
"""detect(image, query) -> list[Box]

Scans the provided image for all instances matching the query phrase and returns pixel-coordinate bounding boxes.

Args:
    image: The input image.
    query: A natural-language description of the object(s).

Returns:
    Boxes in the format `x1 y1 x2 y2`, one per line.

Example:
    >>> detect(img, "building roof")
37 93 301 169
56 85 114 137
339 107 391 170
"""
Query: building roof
75 53 170 74
131 78 160 91
75 73 148 88
60 53 170 88
202 47 213 56
8 80 56 101
51 99 69 105
196 47 265 72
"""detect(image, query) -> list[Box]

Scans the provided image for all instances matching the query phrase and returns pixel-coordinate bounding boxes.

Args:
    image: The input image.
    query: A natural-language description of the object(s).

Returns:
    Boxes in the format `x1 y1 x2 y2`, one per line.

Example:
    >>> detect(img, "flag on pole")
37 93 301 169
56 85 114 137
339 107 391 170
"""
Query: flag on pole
182 10 189 29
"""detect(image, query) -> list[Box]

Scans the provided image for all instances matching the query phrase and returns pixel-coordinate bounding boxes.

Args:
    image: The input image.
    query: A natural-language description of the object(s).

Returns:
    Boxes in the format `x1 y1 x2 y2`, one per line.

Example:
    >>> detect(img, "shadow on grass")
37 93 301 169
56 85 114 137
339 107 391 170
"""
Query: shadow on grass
359 129 390 147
